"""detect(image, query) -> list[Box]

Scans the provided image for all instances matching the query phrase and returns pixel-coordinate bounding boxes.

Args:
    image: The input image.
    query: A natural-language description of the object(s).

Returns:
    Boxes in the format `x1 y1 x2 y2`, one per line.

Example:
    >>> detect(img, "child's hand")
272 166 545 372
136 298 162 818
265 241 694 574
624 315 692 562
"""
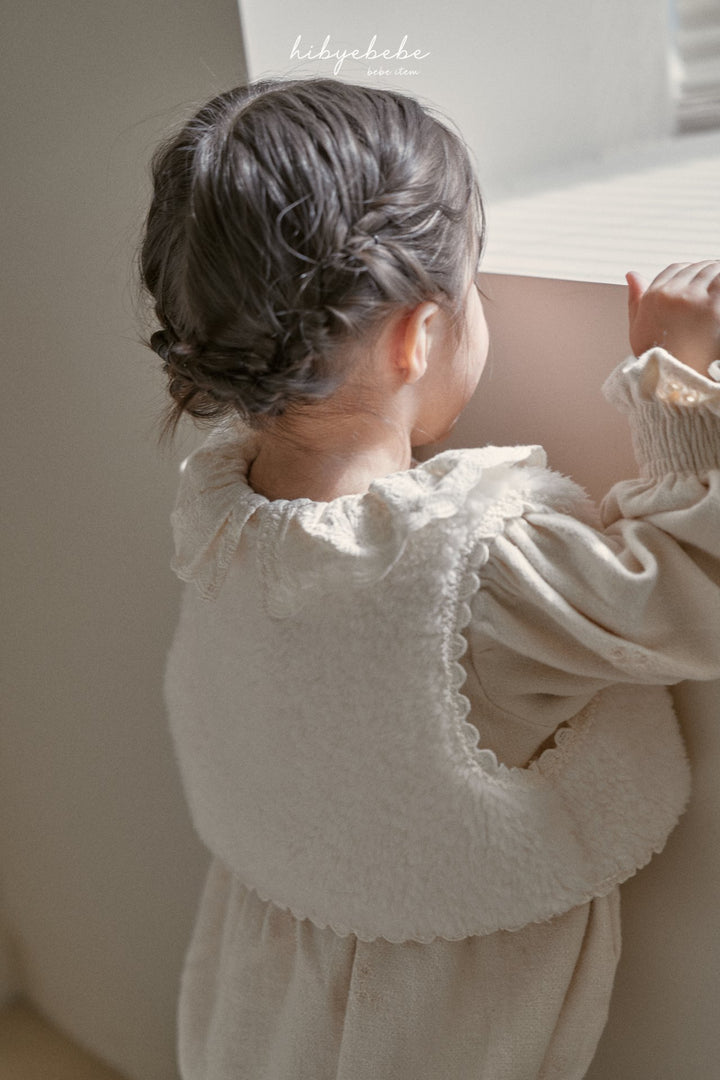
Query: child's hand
627 261 720 375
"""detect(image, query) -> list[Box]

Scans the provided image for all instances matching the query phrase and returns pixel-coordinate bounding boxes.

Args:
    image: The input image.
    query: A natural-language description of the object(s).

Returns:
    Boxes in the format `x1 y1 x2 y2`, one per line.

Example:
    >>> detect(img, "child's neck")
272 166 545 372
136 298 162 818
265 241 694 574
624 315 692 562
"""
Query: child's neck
247 413 413 502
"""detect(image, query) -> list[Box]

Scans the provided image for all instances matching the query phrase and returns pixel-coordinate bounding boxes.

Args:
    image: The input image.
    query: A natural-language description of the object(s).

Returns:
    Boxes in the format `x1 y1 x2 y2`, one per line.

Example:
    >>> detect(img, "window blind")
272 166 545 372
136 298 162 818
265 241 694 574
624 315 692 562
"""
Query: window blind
673 0 720 132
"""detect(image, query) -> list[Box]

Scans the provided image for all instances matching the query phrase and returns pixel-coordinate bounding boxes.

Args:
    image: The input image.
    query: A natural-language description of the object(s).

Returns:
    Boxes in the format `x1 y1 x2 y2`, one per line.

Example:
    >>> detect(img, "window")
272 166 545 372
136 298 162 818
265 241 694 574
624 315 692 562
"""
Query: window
672 0 720 132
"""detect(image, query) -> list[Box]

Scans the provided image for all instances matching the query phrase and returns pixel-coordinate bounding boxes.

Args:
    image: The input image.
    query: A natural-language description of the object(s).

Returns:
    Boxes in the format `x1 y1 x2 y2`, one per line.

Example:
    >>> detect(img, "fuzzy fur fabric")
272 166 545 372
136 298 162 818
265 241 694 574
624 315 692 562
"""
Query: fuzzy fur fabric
165 418 694 943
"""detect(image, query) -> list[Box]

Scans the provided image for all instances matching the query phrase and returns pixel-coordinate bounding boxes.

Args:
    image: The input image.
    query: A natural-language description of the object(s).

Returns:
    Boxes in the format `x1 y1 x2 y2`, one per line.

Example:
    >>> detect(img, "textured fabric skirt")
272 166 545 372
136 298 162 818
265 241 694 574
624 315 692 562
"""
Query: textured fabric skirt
178 857 621 1080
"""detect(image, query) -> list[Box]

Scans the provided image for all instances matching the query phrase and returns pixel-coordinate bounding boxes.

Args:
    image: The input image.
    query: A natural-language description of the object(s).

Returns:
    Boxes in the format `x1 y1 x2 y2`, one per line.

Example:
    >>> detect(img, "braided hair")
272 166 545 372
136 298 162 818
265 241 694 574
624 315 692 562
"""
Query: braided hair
138 77 485 437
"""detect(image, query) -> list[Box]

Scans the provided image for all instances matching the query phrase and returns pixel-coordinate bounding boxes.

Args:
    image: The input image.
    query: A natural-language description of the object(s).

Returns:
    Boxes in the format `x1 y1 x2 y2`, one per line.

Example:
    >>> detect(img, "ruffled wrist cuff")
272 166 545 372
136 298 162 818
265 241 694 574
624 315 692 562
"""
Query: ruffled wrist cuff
602 348 720 478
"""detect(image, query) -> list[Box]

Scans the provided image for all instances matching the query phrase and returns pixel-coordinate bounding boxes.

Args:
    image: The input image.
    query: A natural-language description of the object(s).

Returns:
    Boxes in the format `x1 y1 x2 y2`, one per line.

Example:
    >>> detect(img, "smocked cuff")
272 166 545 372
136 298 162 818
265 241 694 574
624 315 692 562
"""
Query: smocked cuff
602 348 720 479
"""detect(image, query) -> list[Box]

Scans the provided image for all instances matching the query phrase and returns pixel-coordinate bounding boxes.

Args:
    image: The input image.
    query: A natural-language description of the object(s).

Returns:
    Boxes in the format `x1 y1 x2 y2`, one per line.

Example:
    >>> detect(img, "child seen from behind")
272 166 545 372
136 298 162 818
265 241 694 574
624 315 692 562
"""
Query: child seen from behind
139 77 720 1080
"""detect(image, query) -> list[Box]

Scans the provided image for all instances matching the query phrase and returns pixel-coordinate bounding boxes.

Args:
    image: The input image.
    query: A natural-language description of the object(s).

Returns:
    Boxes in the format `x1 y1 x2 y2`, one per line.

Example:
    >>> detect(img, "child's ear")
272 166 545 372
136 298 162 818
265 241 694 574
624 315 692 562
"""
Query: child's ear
397 301 440 385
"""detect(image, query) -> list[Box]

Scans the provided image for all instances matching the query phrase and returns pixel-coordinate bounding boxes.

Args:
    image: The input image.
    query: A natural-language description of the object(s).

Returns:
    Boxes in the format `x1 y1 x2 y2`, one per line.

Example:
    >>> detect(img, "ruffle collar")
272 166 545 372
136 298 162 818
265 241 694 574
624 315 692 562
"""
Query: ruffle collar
170 419 547 614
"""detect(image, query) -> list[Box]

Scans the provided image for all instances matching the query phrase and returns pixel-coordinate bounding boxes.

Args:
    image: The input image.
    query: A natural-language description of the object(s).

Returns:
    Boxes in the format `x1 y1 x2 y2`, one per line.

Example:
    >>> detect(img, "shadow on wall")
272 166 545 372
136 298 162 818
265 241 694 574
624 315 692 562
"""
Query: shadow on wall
1 1 246 1079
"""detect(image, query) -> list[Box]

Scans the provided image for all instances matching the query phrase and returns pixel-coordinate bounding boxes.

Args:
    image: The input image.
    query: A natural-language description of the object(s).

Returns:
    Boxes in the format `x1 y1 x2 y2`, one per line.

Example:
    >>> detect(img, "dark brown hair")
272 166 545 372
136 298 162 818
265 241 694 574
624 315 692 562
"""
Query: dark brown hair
138 77 485 437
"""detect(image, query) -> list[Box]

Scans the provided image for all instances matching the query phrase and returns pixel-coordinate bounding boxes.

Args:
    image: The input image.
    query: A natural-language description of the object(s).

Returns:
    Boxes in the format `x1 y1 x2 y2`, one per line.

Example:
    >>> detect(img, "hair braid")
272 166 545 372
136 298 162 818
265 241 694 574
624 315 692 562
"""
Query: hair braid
139 77 484 437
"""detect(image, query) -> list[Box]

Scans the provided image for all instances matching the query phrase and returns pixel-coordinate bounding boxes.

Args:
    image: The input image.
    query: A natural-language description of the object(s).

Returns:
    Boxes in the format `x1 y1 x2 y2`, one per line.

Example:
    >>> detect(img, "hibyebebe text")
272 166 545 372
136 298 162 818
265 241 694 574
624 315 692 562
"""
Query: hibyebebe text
290 34 430 77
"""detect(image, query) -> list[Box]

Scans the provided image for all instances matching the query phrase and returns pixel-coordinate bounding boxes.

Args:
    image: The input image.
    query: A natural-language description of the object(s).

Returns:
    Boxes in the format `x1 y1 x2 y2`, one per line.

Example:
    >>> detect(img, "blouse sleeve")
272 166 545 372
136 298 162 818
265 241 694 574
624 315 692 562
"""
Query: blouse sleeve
466 348 720 728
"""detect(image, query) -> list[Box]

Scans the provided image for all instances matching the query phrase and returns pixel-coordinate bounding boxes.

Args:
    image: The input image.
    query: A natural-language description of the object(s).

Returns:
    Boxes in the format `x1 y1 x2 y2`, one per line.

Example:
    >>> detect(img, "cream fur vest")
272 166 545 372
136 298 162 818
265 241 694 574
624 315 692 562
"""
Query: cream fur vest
164 424 690 943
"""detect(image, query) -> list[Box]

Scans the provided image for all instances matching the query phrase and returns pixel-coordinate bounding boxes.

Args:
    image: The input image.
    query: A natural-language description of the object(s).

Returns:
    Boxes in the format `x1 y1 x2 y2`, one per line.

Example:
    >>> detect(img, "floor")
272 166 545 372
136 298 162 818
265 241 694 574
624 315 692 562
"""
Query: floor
0 1000 128 1080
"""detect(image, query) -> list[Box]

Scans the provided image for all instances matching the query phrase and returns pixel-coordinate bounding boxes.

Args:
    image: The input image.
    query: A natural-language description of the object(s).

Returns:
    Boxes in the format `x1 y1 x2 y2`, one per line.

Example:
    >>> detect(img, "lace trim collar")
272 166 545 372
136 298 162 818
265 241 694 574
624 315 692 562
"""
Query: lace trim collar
170 420 546 612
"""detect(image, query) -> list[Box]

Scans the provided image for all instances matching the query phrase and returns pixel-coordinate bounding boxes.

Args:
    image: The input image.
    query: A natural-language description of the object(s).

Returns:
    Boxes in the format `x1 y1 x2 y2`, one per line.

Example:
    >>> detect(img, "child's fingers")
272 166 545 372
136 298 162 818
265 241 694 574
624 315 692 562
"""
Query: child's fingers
647 262 696 290
689 260 720 288
649 260 720 292
625 271 647 314
625 271 648 294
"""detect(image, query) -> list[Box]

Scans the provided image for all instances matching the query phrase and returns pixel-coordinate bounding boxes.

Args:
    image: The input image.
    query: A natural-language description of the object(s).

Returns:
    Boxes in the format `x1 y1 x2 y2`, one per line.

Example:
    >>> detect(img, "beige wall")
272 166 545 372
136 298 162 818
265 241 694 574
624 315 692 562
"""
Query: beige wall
1 2 245 1078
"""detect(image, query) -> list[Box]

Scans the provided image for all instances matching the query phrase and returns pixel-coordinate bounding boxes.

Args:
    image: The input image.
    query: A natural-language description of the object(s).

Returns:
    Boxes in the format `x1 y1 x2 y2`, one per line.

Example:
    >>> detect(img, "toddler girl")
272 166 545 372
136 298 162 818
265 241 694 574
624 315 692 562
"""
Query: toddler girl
139 77 720 1080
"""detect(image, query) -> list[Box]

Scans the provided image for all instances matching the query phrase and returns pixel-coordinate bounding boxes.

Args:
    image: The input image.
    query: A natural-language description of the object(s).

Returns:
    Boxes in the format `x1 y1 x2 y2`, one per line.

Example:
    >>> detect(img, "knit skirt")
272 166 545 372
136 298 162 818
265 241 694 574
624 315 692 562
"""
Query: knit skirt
177 857 621 1080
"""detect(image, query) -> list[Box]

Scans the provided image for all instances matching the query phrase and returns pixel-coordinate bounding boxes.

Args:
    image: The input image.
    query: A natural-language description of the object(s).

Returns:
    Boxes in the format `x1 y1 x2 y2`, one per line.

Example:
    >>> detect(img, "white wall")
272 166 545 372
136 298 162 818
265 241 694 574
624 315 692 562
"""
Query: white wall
238 0 674 198
1 2 245 1078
